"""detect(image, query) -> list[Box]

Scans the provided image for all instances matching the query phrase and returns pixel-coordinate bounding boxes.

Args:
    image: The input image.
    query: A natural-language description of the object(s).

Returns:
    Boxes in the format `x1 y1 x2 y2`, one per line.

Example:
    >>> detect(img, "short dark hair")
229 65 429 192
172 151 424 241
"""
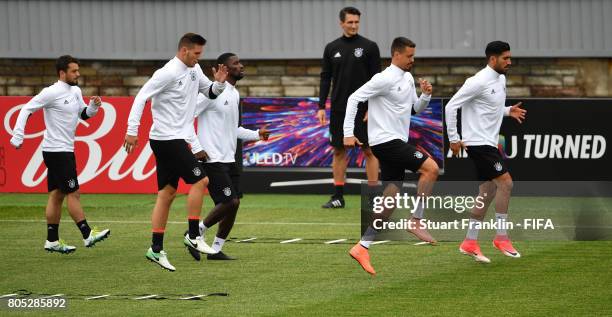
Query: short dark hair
178 32 207 50
485 41 510 58
339 6 360 22
216 52 237 66
56 55 79 75
390 37 416 55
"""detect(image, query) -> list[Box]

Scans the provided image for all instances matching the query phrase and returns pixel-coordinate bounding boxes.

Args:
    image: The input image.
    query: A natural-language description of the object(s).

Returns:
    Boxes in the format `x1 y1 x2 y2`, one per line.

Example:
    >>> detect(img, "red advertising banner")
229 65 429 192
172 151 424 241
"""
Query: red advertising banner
1 96 192 193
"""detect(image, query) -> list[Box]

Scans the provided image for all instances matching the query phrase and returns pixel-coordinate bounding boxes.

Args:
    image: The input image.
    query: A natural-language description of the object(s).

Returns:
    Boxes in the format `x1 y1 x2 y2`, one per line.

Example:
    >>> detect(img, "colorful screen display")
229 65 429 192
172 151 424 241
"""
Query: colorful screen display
241 97 444 168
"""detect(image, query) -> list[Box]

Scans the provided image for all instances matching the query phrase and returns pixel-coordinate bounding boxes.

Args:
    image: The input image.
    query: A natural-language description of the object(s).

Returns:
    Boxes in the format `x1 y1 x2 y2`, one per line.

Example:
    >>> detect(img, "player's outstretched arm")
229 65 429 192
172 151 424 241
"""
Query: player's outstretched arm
126 70 171 141
10 88 52 149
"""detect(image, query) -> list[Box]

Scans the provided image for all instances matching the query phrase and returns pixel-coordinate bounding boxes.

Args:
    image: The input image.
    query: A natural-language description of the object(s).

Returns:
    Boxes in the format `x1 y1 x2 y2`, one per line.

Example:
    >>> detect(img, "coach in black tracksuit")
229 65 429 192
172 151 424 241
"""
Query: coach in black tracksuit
318 6 381 209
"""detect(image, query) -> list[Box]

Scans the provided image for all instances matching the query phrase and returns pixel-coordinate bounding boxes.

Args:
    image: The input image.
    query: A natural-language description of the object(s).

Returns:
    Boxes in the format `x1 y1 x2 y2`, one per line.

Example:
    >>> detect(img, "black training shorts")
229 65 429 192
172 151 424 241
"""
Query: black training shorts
149 139 206 191
329 104 368 149
466 145 508 181
203 162 242 205
370 139 429 181
42 151 79 193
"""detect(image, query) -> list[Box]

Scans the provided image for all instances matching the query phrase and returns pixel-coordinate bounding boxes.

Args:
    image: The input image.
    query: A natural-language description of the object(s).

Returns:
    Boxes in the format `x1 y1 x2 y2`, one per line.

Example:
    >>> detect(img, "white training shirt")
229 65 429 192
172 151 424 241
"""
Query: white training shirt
344 64 431 146
188 83 259 163
445 65 511 147
10 81 99 152
126 56 226 147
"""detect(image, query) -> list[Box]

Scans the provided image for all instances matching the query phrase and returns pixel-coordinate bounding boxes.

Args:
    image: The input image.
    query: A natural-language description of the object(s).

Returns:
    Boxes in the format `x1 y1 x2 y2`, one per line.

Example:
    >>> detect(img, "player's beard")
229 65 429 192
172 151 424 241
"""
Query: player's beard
496 67 508 75
67 78 79 86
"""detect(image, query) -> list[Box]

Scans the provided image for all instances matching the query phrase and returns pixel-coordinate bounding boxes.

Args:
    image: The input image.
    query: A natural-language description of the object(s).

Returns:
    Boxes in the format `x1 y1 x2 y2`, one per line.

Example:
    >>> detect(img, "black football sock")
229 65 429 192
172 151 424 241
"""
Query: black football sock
334 184 344 198
152 232 164 253
76 220 91 239
188 218 200 239
47 223 59 242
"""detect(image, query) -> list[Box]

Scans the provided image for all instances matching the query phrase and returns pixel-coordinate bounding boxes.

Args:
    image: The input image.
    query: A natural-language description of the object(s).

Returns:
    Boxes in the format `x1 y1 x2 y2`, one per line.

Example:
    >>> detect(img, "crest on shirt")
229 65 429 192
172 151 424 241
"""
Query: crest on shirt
193 167 202 177
190 70 196 81
494 162 503 172
414 151 424 159
67 179 76 189
354 48 363 58
223 187 232 197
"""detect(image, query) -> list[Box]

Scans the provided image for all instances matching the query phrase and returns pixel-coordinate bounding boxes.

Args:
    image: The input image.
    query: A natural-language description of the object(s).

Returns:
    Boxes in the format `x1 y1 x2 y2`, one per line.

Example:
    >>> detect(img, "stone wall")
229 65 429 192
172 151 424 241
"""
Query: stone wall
1 58 610 98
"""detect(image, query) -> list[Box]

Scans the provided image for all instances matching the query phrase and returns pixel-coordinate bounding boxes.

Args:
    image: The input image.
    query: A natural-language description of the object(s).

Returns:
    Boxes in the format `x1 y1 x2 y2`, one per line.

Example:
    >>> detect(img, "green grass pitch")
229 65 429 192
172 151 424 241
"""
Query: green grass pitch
1 193 611 316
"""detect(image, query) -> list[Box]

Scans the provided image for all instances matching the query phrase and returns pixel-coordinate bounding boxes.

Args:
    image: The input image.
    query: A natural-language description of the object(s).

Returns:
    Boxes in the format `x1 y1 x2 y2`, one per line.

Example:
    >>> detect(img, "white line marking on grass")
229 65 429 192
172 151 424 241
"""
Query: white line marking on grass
86 295 110 300
413 241 430 246
0 219 360 226
324 239 347 244
370 240 390 245
180 295 206 300
236 237 257 243
270 178 365 187
269 178 419 188
0 294 17 298
41 294 63 298
280 238 302 244
134 295 157 300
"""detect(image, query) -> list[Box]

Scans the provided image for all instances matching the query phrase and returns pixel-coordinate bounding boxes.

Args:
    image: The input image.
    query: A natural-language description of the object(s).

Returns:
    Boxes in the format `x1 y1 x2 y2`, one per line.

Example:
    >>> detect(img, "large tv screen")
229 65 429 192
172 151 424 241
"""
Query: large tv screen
241 97 444 169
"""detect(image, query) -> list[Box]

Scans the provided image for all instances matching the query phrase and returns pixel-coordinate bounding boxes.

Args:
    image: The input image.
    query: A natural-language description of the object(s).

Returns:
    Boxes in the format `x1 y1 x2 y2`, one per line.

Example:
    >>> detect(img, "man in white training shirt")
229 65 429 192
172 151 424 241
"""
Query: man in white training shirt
343 37 439 275
189 53 270 261
124 33 228 271
445 41 527 263
10 55 110 254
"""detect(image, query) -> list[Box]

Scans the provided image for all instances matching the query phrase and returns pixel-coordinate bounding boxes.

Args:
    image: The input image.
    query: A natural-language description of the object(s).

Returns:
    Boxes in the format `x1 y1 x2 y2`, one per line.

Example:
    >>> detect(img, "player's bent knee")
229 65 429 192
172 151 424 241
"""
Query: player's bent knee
227 198 240 211
363 148 375 157
495 173 513 192
159 186 177 201
50 189 66 200
333 147 347 157
420 159 439 178
67 191 81 200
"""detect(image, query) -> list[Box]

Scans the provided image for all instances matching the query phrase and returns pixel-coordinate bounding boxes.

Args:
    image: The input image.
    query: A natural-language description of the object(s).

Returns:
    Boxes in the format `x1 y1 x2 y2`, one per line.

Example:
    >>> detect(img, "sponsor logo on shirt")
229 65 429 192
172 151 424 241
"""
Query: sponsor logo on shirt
178 80 183 86
224 100 229 105
354 48 363 58
190 71 196 81
491 89 496 94
334 52 341 58
64 100 69 104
